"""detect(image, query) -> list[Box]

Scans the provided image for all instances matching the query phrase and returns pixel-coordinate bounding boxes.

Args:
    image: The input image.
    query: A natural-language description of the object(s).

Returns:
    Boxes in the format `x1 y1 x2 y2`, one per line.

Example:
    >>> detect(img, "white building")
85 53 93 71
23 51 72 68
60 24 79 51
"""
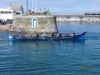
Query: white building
0 8 13 20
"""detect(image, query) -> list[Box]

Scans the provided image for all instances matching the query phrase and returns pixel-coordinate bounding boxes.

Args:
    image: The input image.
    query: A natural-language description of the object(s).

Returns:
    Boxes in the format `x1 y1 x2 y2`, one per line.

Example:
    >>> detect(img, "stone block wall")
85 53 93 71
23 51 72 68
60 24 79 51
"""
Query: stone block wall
13 16 58 33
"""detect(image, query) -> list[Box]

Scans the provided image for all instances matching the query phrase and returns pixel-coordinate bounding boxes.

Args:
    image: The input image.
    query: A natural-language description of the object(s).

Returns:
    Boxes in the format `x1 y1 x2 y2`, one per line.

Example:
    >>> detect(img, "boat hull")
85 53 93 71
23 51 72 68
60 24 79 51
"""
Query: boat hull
8 32 86 41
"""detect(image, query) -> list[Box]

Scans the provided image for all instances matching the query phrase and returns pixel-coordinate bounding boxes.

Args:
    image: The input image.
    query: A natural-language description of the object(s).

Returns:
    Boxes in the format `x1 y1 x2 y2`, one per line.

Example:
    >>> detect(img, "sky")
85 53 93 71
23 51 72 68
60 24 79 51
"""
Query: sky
0 0 100 14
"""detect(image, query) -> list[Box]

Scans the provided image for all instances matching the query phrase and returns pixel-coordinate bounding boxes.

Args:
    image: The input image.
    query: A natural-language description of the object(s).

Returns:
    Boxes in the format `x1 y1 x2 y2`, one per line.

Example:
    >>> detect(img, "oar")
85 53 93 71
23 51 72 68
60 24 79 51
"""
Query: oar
36 41 39 46
50 37 54 43
60 40 62 44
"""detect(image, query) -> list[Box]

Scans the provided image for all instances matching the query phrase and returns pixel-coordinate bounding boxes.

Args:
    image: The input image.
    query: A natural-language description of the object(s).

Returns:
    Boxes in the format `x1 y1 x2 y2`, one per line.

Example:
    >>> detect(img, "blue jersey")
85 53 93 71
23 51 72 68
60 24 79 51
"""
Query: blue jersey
18 29 22 35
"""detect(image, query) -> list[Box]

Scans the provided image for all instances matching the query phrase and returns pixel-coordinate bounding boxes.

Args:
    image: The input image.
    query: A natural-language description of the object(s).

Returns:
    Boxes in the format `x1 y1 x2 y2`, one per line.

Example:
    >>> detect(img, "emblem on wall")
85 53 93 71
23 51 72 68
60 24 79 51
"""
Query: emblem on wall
32 18 38 28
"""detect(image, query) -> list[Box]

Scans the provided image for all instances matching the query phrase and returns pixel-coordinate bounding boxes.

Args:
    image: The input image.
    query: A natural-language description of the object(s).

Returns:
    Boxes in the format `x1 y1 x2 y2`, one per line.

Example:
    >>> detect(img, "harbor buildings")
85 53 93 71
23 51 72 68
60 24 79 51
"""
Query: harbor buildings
0 8 13 20
0 2 24 20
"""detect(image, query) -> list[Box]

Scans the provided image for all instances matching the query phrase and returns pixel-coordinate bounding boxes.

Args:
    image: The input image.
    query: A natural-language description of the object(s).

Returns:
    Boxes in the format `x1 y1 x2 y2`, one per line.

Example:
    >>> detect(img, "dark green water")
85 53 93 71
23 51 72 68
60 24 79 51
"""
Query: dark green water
0 23 100 75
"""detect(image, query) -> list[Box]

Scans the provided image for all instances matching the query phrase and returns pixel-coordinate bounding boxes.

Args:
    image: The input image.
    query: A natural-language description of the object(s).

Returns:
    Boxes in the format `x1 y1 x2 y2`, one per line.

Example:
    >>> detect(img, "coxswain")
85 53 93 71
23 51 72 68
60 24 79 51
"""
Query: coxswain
18 28 22 36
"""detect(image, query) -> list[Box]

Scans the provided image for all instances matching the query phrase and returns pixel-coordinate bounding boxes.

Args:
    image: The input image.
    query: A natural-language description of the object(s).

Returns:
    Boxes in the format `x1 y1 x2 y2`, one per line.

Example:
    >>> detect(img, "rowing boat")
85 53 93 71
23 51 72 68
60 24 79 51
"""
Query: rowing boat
8 32 87 41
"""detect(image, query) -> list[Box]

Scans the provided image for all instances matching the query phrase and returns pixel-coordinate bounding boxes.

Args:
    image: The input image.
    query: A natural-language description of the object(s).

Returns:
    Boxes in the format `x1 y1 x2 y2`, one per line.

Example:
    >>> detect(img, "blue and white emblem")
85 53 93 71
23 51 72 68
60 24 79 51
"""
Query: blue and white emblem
32 18 38 28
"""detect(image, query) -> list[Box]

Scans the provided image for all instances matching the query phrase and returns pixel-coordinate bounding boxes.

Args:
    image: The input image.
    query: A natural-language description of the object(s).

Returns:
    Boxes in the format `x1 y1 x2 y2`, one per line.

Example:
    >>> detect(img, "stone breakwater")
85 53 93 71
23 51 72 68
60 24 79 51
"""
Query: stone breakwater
56 16 100 22
0 24 13 31
0 16 58 33
13 16 58 33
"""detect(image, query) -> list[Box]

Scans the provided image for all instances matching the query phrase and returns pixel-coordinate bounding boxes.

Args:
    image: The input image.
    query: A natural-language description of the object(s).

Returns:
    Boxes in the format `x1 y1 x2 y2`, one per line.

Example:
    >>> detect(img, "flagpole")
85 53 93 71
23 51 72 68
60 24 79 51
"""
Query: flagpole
26 0 28 15
35 2 36 13
31 0 33 9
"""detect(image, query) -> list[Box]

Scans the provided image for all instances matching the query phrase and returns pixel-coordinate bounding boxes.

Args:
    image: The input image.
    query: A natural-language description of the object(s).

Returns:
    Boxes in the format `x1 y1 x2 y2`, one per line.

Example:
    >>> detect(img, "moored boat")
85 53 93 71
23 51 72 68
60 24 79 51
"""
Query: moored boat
8 32 87 41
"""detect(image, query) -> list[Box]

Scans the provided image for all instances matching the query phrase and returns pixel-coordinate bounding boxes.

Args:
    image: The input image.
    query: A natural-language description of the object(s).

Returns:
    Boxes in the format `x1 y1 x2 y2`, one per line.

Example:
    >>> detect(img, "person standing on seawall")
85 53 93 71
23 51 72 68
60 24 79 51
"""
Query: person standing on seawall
44 8 46 15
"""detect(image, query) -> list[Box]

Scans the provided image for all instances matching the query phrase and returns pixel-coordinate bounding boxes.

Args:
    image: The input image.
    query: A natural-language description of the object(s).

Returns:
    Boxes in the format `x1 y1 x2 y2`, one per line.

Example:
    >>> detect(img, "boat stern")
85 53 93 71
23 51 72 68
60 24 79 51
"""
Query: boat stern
8 36 19 41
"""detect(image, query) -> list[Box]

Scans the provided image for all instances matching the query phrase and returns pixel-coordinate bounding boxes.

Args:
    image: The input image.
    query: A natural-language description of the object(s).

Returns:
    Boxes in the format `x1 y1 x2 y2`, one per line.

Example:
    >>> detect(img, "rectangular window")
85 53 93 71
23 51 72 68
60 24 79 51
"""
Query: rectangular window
16 13 20 15
8 12 11 13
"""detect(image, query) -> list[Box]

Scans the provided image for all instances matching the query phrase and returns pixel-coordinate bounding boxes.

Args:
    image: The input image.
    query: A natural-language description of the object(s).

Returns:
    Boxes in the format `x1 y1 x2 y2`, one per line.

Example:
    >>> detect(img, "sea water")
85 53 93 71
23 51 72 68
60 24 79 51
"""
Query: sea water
0 23 100 75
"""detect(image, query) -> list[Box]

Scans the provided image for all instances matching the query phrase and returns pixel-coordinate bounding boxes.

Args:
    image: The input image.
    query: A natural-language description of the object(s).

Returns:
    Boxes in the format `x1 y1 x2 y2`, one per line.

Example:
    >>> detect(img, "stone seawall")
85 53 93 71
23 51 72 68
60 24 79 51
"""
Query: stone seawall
0 16 58 33
13 16 58 33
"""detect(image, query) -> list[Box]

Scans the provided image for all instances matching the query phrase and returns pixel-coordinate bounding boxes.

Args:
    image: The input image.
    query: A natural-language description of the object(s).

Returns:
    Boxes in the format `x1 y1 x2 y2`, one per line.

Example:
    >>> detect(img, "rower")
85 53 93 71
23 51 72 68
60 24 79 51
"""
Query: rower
71 32 75 36
56 33 62 37
25 33 33 38
49 33 54 37
59 33 62 37
52 33 54 37
33 33 39 37
36 33 39 37
41 32 47 37
64 33 68 37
